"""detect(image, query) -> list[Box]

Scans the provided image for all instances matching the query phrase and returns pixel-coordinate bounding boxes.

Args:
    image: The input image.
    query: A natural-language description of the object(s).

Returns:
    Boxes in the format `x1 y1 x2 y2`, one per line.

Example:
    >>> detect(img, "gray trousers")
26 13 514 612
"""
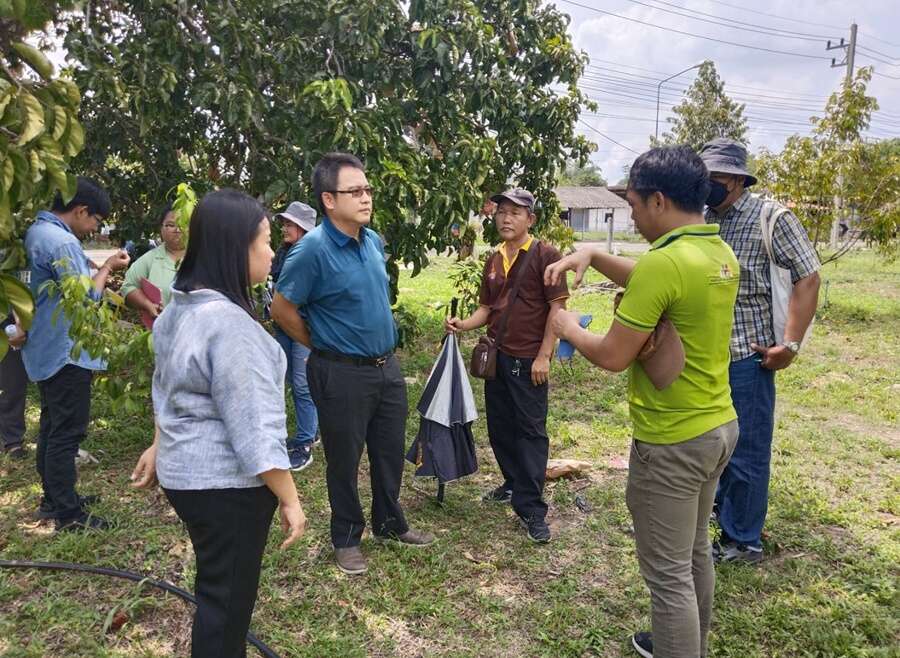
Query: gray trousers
0 348 28 449
626 420 739 658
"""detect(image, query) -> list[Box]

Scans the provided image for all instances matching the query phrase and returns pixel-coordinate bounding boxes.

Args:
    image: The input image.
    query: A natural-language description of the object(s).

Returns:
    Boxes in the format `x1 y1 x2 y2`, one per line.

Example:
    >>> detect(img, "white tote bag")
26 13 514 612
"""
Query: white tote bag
760 201 814 347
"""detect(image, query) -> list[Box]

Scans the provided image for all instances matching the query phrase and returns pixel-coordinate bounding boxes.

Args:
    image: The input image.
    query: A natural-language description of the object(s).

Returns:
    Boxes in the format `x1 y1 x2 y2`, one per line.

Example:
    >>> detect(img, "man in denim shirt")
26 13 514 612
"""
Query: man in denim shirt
22 178 130 531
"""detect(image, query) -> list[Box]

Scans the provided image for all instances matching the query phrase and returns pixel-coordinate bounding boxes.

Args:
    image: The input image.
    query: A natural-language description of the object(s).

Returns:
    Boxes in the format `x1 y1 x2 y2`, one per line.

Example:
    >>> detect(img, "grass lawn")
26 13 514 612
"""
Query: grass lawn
1 251 898 657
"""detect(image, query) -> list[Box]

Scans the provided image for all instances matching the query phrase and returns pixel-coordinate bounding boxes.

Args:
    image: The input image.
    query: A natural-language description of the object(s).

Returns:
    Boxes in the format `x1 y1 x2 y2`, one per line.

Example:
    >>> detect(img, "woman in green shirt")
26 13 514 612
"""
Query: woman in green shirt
122 205 185 319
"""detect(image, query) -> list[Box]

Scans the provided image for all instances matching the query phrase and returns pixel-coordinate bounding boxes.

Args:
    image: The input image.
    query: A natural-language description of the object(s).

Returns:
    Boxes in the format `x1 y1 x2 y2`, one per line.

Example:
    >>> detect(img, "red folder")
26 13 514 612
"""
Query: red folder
140 278 162 329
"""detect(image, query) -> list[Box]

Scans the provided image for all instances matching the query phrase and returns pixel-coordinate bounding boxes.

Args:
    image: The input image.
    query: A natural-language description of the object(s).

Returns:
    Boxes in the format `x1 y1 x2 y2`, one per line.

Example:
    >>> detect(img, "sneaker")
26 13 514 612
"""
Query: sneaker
519 515 551 543
375 528 435 547
713 539 763 564
35 494 100 521
334 546 367 575
4 445 27 461
482 485 513 503
289 445 313 472
56 512 110 533
312 433 322 447
631 631 653 657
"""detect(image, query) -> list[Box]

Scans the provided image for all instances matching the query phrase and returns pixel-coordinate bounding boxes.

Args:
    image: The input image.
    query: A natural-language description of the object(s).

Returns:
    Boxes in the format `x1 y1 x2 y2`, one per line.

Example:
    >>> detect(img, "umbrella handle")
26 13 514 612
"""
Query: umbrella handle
442 298 460 346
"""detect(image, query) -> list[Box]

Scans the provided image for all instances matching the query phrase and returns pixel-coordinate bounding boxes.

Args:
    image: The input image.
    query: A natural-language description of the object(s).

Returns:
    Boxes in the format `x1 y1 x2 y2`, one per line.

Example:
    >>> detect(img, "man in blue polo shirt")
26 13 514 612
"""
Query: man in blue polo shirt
271 153 434 575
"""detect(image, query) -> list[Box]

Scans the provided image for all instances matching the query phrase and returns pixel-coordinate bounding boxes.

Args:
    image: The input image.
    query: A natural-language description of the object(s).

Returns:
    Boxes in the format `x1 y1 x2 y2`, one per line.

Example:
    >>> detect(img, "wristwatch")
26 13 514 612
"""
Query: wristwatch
782 340 801 355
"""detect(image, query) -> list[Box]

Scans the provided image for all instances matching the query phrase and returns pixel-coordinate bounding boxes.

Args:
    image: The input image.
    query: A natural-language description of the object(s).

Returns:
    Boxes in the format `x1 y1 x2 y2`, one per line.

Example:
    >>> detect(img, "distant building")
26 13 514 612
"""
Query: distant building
554 186 634 234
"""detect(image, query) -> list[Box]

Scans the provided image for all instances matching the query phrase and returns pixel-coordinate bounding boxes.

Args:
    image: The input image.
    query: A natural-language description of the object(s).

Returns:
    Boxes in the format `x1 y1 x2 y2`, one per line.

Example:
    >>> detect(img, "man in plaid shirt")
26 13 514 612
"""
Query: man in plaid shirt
701 139 820 563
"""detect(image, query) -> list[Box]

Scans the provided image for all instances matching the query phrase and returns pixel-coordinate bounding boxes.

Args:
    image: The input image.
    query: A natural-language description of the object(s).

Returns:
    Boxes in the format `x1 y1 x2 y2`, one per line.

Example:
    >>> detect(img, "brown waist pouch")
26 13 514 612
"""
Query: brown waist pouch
614 291 685 390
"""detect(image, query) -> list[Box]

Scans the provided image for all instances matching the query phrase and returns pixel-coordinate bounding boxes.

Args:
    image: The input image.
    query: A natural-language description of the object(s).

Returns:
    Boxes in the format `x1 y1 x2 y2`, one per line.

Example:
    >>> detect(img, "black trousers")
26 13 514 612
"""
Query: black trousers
307 352 409 548
484 351 550 521
0 348 28 449
36 365 92 520
164 486 278 658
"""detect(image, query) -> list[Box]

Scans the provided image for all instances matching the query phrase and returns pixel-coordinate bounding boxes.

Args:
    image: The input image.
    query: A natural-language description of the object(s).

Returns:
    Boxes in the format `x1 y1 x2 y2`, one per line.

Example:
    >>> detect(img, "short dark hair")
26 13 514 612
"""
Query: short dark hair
311 152 365 213
158 203 174 226
627 146 710 214
51 177 111 218
174 189 267 316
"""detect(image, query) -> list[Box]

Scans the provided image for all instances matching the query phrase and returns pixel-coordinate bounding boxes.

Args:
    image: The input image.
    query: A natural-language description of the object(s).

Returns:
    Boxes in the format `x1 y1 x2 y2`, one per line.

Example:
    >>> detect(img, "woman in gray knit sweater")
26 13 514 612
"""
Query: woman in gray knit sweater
131 189 305 658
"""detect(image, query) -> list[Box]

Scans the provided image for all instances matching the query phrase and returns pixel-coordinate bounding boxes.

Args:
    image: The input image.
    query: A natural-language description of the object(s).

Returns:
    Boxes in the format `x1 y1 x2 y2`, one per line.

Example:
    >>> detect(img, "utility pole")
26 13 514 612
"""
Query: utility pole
826 23 857 247
827 23 857 84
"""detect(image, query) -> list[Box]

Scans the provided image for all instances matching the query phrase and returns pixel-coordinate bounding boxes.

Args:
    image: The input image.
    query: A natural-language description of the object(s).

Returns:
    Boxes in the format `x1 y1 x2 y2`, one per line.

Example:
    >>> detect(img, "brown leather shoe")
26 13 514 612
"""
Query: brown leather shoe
334 546 367 575
377 528 435 547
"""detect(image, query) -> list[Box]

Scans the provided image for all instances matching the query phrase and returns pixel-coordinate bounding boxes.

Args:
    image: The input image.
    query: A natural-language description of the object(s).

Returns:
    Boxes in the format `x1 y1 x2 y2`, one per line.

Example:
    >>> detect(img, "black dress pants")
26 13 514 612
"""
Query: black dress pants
307 352 409 548
0 348 28 449
35 364 92 520
484 351 550 521
164 486 278 658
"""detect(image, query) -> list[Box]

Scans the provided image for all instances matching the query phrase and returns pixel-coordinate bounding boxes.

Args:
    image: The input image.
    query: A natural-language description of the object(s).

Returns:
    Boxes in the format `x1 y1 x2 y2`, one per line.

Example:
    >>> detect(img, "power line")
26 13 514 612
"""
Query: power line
578 85 900 131
616 0 839 41
661 0 900 55
856 50 900 68
579 72 831 111
578 119 641 153
859 33 900 52
581 65 900 120
873 69 900 81
585 60 832 100
699 0 843 30
557 0 833 60
856 44 900 63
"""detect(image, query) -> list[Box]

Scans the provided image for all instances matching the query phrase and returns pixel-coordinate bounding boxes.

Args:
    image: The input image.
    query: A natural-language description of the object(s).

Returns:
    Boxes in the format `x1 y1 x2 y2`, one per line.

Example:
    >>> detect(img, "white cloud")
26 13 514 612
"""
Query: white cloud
558 0 900 183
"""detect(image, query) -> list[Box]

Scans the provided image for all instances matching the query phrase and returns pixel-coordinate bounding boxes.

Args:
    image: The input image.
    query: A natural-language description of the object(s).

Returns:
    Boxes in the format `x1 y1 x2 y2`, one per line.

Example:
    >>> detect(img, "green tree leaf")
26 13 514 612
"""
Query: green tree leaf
0 272 34 329
17 91 46 145
11 41 54 79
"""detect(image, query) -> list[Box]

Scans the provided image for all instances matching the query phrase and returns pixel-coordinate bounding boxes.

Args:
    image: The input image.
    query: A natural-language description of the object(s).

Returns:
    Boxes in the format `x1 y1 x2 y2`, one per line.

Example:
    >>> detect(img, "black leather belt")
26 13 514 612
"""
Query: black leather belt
312 348 393 367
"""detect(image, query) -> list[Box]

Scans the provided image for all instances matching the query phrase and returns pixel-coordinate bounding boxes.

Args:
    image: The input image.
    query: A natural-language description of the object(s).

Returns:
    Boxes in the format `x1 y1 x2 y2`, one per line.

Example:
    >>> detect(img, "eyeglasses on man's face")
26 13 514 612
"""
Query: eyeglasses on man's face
329 187 374 199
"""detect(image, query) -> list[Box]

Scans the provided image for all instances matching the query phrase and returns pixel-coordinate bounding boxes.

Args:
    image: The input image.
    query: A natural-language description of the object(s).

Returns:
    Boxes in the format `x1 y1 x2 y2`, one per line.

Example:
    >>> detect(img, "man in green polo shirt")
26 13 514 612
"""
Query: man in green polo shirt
545 146 739 658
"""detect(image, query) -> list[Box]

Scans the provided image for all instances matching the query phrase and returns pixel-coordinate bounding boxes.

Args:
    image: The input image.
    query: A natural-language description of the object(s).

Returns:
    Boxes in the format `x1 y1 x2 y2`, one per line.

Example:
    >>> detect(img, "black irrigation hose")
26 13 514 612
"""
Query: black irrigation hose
0 559 281 658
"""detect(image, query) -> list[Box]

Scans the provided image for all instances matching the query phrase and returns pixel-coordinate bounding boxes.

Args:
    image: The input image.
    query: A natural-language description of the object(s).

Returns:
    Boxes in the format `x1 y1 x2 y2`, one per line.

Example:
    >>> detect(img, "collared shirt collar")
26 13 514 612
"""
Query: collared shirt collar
651 223 720 251
36 209 73 235
322 215 367 248
153 243 180 263
501 235 534 275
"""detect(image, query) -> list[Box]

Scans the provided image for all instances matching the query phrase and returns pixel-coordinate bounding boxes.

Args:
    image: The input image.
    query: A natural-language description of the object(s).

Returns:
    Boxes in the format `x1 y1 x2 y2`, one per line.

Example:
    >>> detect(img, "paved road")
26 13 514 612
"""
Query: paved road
574 240 649 254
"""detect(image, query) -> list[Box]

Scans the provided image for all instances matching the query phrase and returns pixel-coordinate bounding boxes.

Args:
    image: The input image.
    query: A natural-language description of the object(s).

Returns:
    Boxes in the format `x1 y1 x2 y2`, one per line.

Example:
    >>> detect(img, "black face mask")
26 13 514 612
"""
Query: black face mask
706 180 730 207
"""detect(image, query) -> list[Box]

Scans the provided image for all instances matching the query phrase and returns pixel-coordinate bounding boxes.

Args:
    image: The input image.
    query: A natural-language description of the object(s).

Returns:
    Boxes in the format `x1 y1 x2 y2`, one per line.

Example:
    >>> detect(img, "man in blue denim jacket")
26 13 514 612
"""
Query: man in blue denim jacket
22 177 130 531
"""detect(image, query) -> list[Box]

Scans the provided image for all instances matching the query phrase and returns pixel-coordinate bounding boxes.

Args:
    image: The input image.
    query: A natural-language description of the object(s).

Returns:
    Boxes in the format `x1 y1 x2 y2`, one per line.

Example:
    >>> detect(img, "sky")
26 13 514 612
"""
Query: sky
556 0 900 183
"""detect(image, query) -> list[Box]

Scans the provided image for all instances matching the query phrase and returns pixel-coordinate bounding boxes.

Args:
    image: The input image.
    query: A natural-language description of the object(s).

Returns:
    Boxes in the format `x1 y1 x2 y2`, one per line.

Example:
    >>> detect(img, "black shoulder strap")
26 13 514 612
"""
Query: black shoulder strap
495 241 539 348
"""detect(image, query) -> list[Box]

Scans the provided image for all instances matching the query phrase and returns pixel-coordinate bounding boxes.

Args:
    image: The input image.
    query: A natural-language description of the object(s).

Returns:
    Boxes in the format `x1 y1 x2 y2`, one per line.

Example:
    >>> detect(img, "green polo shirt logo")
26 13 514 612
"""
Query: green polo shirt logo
710 261 736 285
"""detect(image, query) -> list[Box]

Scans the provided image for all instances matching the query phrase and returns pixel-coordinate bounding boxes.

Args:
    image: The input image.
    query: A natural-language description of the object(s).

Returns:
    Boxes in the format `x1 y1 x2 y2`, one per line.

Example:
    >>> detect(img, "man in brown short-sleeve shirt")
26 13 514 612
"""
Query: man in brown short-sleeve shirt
446 189 568 543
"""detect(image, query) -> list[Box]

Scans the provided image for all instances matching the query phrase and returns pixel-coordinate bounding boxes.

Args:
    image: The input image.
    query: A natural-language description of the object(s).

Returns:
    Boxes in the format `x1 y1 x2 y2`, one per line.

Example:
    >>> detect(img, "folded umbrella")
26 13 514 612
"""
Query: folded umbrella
406 332 478 493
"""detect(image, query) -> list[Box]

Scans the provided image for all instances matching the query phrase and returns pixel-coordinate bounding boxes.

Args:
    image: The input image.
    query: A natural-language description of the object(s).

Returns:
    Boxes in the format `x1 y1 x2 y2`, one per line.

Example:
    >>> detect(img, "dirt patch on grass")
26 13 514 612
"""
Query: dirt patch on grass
787 406 900 447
